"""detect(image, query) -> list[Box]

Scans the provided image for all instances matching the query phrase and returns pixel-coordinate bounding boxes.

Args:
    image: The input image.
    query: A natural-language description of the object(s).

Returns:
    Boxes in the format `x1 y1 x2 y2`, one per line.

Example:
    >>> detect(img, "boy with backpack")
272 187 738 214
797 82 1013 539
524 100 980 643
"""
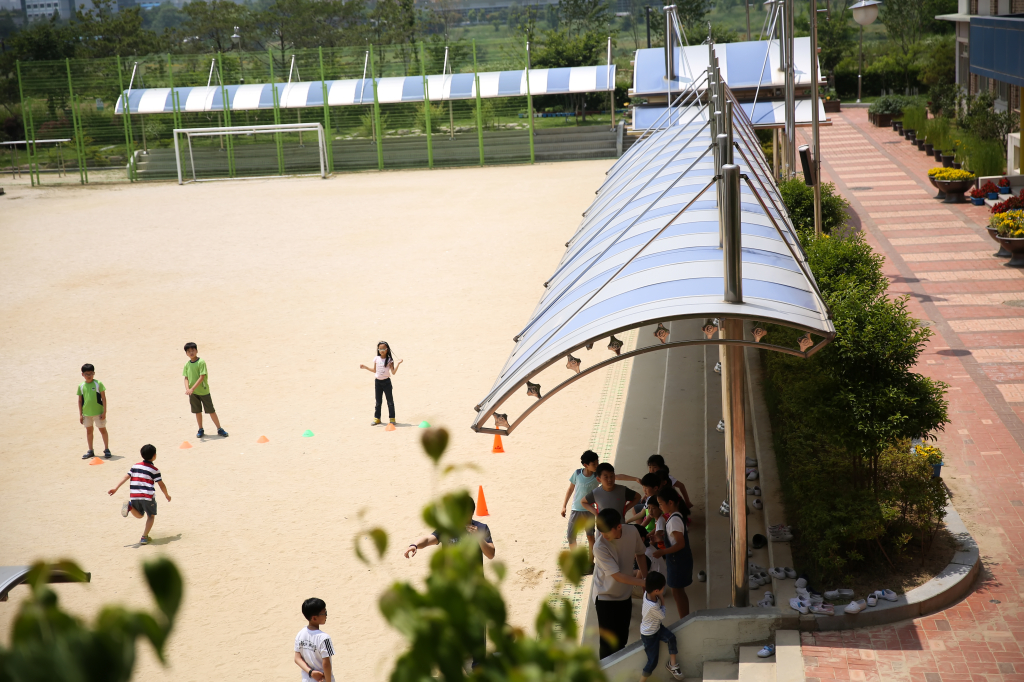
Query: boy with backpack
77 363 110 459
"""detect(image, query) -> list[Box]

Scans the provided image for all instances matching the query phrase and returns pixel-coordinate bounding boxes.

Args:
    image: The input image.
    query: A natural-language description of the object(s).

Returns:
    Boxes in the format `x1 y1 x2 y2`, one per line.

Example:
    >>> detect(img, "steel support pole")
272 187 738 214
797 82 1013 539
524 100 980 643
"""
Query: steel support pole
217 54 235 178
65 59 86 184
473 39 484 166
15 60 34 187
269 48 284 175
608 36 615 129
420 42 433 169
857 26 863 103
809 0 823 236
783 0 796 179
319 47 334 173
525 40 535 164
370 44 384 170
116 56 135 183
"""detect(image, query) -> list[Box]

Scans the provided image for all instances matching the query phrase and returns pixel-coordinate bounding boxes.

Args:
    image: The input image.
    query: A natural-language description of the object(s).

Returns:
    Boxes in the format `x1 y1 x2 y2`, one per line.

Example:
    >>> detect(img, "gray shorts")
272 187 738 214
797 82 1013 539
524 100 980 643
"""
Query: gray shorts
189 393 215 414
130 498 157 516
567 510 595 542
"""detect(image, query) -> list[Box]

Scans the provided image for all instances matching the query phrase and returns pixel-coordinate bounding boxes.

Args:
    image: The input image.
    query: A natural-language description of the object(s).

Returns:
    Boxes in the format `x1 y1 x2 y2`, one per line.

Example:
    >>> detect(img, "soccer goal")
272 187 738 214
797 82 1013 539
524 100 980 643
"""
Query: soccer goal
172 123 329 185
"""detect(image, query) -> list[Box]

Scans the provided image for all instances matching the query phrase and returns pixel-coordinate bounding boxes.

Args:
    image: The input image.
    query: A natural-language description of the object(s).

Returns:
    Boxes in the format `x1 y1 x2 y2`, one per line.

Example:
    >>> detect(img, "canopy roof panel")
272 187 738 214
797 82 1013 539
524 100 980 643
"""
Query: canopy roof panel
471 93 834 435
114 65 615 115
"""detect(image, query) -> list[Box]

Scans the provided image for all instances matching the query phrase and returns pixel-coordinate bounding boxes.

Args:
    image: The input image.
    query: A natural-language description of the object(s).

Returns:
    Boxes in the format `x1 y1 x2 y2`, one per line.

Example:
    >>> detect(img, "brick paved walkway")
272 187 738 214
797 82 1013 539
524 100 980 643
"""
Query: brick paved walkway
798 108 1024 682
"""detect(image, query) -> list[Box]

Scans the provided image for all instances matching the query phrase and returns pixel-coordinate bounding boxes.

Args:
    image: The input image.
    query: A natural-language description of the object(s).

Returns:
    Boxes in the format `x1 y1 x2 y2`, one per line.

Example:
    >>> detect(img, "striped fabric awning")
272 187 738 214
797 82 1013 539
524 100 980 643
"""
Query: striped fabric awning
632 99 830 130
114 65 616 115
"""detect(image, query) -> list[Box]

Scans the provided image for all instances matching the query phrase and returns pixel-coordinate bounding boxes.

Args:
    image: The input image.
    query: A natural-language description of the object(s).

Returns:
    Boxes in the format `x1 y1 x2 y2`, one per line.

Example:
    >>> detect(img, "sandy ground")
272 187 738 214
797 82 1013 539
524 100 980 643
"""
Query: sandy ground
0 160 617 681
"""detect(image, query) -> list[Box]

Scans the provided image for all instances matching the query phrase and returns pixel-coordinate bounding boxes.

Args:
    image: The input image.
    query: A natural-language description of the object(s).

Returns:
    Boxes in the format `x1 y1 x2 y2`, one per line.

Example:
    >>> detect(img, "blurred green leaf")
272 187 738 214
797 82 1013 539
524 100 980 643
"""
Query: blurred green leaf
558 547 591 586
421 427 449 464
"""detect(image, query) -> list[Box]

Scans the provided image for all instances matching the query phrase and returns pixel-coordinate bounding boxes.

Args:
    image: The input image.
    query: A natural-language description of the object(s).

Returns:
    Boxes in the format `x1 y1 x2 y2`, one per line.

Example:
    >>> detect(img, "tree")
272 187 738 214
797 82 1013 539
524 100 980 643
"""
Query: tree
879 0 925 89
362 428 606 682
556 0 609 38
675 0 712 31
816 0 854 87
532 29 604 120
179 0 254 53
0 558 182 682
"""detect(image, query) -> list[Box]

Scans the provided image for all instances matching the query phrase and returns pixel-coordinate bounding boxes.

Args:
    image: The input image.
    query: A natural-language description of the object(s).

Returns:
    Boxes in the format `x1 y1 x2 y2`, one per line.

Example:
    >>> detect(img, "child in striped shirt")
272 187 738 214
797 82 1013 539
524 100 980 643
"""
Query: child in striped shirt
108 444 171 545
640 571 683 681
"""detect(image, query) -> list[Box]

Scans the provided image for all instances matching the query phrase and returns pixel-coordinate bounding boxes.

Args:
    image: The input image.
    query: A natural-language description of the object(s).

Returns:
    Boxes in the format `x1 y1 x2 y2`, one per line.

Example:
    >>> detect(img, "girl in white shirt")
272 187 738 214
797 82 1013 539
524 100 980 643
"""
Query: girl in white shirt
359 341 403 426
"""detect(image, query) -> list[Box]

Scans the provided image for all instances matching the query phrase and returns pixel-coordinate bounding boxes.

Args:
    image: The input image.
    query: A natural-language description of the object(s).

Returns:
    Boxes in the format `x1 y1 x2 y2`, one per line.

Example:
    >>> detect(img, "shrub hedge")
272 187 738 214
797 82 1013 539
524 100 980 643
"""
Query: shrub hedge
760 201 950 583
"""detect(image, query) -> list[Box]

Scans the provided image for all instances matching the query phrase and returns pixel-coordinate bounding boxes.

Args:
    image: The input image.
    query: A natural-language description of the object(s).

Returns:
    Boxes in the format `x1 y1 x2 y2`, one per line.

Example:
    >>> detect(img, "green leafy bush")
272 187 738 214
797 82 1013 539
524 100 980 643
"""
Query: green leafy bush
761 201 949 582
956 132 1006 177
778 179 851 236
901 105 927 133
922 116 950 151
0 558 182 682
867 94 912 115
369 428 606 682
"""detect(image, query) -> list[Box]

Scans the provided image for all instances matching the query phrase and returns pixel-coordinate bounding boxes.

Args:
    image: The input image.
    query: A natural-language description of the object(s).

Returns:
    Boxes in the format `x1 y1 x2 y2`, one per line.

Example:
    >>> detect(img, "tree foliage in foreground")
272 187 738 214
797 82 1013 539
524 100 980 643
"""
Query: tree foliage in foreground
0 558 182 682
359 428 606 682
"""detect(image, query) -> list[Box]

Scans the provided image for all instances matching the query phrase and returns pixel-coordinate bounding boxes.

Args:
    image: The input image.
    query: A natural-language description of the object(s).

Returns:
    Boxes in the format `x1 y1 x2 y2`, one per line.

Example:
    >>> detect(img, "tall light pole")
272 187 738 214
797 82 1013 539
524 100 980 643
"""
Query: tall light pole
231 26 244 83
851 0 880 103
810 0 822 236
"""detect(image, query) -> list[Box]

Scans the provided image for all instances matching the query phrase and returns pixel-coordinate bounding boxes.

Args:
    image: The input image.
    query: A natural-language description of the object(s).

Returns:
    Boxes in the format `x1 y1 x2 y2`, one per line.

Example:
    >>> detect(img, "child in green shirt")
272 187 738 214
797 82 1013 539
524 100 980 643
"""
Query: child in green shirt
77 363 110 459
183 342 228 439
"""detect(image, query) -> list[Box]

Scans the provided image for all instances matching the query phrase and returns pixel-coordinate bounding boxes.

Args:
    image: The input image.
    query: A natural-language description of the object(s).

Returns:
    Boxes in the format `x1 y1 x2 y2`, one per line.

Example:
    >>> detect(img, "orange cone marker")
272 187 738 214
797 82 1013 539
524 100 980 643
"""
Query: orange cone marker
476 486 490 516
180 441 192 449
257 435 269 443
491 434 504 454
385 422 396 432
88 457 104 465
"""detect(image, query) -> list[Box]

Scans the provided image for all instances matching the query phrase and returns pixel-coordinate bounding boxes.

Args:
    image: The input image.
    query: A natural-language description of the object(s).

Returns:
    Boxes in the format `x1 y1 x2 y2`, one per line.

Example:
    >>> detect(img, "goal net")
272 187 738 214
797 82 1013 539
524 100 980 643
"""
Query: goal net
172 123 329 184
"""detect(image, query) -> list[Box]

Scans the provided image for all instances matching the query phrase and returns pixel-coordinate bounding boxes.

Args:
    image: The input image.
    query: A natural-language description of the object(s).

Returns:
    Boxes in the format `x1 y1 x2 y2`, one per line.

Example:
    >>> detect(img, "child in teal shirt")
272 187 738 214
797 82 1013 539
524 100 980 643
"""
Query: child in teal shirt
77 363 110 459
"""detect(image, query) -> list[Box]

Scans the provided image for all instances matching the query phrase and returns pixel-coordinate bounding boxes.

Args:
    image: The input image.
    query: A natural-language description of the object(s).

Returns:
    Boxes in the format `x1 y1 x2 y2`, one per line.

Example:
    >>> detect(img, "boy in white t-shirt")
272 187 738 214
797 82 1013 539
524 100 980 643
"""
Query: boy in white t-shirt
294 598 335 682
642 496 668 577
639 572 684 681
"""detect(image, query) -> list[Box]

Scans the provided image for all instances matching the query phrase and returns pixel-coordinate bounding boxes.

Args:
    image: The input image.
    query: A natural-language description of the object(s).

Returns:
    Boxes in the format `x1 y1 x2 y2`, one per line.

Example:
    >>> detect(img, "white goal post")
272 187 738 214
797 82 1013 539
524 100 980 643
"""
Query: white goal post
172 123 329 185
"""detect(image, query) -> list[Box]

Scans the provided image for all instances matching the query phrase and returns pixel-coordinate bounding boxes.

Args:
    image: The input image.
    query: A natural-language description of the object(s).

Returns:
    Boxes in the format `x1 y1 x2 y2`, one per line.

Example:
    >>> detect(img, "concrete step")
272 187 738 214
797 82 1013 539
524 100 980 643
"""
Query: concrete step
774 631 802 682
703 661 739 682
738 646 776 682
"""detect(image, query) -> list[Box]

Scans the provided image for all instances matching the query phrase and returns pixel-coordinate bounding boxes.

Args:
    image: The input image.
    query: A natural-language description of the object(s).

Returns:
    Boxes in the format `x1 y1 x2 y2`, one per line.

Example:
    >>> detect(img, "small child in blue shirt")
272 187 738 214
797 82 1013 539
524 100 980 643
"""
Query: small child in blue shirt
561 450 601 560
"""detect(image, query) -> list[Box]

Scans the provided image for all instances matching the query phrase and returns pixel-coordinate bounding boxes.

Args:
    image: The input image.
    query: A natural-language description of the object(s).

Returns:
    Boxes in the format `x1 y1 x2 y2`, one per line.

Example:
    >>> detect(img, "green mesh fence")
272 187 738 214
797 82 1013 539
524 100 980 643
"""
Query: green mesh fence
10 41 621 185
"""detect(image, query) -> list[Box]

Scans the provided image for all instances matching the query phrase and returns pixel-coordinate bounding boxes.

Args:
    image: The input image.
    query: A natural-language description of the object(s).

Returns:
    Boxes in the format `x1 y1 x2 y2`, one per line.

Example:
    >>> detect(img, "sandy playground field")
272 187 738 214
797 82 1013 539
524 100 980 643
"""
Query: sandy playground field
0 160 617 681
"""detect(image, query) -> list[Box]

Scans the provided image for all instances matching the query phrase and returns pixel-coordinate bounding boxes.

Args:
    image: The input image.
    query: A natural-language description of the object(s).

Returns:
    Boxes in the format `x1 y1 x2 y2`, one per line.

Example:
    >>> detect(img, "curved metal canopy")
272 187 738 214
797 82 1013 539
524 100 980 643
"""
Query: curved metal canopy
471 86 834 435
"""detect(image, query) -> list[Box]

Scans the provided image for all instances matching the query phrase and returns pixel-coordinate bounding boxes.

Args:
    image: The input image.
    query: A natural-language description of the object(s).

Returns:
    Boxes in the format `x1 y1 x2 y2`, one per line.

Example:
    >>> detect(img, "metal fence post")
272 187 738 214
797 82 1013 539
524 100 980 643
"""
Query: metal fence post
525 40 535 164
116 56 136 182
269 47 284 175
216 54 235 178
15 60 35 187
65 59 86 184
369 44 384 171
319 47 334 173
420 42 433 169
167 54 181 131
473 39 484 166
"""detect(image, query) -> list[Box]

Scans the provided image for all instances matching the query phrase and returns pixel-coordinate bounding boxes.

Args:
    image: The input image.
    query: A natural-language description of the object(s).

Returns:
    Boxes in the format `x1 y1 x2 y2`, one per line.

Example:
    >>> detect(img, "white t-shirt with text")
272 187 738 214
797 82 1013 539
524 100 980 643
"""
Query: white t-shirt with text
295 627 336 682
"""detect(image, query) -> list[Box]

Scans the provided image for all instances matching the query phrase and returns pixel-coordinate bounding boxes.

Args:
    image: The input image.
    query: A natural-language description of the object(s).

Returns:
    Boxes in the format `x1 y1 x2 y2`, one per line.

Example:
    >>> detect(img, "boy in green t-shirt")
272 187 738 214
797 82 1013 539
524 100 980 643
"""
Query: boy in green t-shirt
183 342 228 439
77 363 110 459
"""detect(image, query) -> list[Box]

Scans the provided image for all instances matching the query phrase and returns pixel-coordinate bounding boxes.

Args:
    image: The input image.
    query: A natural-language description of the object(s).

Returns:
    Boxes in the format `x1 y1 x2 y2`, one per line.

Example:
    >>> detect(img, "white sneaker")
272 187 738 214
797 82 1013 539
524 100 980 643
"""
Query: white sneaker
749 562 765 572
795 577 807 588
824 588 855 600
745 457 758 467
789 598 809 614
878 589 898 602
753 498 763 510
796 587 810 600
757 644 776 658
698 570 707 582
121 501 131 517
844 599 867 614
769 567 786 579
763 591 775 606
749 576 760 589
667 662 684 680
809 603 835 615
867 593 878 607
783 567 797 579
746 470 759 480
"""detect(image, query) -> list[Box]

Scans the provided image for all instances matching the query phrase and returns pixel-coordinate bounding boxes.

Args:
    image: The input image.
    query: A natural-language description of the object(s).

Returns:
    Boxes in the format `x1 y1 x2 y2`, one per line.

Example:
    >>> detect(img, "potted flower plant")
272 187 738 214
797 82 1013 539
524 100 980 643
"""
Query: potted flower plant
993 209 1024 267
1000 177 1012 195
980 181 1000 200
822 87 840 113
927 167 946 199
912 443 945 479
969 187 988 206
930 167 976 203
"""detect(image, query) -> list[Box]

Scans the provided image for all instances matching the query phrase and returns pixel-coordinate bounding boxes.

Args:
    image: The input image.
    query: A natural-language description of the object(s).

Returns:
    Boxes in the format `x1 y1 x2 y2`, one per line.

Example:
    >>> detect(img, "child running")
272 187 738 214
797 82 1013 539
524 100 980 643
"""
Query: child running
359 340 403 426
561 450 601 561
108 444 171 545
77 363 110 460
182 342 228 439
639 571 684 681
294 598 335 682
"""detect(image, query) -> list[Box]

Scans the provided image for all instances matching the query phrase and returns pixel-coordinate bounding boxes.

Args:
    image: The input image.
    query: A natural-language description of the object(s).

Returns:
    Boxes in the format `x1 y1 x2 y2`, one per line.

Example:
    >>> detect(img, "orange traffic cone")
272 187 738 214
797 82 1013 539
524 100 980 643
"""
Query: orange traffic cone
88 457 104 465
491 434 505 454
385 422 396 432
180 441 192 449
476 486 490 517
257 435 269 443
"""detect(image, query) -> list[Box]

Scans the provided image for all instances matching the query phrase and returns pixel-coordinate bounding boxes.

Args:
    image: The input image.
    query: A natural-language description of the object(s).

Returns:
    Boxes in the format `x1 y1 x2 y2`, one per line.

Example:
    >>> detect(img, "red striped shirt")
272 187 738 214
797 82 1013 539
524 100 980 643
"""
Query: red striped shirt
128 461 162 499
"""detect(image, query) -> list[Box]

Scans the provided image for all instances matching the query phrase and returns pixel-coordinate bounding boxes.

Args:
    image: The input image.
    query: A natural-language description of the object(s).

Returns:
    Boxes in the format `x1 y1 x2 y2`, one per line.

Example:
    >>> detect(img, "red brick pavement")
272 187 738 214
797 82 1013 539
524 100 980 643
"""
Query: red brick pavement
797 109 1024 682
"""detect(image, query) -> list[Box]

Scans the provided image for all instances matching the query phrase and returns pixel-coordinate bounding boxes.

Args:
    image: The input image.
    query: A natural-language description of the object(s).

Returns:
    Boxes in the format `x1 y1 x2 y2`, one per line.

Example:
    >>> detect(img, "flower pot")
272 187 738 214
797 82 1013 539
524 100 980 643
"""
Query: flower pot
941 154 954 167
1001 186 1012 194
952 161 963 169
934 149 943 161
906 130 916 142
971 196 986 205
924 143 934 154
935 178 973 203
988 192 999 200
986 227 1012 258
928 176 946 199
932 462 943 478
916 139 926 150
891 120 900 131
995 236 1024 267
824 100 841 113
